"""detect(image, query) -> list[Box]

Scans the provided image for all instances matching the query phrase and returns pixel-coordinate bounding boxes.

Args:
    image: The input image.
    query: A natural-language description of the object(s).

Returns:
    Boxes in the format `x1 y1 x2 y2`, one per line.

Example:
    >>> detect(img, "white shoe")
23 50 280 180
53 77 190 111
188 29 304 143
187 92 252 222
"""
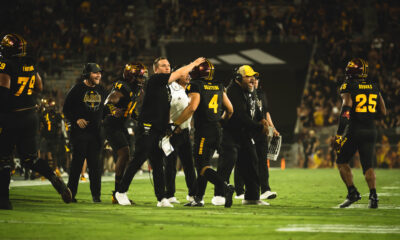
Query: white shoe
157 198 174 207
260 191 277 200
211 196 225 206
187 195 194 202
168 197 180 204
115 192 131 205
235 194 244 200
242 200 270 205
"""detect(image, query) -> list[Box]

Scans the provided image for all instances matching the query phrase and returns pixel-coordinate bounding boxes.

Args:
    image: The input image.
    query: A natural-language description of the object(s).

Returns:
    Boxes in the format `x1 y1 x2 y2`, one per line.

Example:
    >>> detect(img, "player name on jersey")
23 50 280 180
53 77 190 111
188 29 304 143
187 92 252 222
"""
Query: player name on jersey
358 84 372 89
203 85 219 90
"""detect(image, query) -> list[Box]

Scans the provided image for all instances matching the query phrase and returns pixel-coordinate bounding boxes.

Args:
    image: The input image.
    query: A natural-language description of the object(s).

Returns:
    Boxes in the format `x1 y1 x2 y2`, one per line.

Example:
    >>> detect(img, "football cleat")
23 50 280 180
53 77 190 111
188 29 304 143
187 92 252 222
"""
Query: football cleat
168 197 180 204
115 192 132 205
184 197 204 207
260 191 277 200
49 175 72 203
186 195 194 202
242 200 270 206
369 194 379 209
224 184 235 208
339 190 361 208
157 198 174 208
211 196 225 206
92 196 101 203
112 191 135 205
234 194 244 200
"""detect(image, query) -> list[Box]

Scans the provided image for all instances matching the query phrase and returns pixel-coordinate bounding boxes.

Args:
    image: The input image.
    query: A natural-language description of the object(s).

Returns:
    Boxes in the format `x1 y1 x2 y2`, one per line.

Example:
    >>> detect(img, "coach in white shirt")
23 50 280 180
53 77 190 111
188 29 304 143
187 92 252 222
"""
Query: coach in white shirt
165 71 198 204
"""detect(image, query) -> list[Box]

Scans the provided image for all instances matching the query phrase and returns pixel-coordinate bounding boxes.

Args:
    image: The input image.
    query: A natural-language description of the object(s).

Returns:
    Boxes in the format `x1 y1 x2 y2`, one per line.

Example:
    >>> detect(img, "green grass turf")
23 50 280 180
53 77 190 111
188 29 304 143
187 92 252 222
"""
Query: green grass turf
1 169 400 240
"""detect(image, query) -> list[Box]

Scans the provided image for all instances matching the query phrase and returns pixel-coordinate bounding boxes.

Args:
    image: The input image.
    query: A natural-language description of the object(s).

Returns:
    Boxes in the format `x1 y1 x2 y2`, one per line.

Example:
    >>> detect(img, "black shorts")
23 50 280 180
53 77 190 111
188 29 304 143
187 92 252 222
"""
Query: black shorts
336 127 377 173
0 109 39 159
193 124 221 170
104 122 130 152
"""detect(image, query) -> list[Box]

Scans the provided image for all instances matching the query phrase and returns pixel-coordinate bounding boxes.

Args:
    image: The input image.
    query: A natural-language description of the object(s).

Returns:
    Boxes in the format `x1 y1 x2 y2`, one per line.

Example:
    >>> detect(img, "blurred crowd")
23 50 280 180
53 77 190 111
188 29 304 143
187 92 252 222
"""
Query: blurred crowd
2 0 142 86
3 0 399 171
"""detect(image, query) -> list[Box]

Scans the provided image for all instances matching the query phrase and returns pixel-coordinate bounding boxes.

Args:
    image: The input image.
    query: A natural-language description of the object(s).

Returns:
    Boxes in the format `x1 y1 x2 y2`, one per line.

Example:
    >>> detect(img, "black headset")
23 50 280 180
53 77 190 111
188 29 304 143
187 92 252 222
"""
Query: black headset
82 63 91 79
233 67 242 82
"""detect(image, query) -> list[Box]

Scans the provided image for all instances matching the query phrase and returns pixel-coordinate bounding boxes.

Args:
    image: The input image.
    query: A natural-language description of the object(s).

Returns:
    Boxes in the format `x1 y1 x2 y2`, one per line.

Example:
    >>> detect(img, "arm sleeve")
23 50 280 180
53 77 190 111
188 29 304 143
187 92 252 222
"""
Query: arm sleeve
62 86 78 123
229 87 264 132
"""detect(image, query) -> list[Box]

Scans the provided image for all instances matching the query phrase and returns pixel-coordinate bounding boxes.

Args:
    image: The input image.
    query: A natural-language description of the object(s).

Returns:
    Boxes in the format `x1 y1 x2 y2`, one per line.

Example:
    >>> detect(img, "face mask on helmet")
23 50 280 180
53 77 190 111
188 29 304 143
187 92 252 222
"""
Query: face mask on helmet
189 59 214 81
345 58 368 80
0 34 27 58
123 63 148 86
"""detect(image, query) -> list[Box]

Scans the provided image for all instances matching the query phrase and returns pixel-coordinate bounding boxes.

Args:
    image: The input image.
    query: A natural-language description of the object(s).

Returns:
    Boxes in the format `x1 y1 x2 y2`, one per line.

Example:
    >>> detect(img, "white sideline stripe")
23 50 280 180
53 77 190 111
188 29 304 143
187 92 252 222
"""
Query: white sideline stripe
276 224 400 234
382 186 400 190
240 49 286 64
362 193 400 197
217 54 253 64
332 204 400 209
10 174 150 188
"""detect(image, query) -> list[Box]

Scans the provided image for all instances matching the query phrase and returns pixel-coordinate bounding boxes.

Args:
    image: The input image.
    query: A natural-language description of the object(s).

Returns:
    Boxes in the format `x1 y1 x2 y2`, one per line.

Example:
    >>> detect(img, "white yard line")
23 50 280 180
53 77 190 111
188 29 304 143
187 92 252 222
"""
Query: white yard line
277 224 400 234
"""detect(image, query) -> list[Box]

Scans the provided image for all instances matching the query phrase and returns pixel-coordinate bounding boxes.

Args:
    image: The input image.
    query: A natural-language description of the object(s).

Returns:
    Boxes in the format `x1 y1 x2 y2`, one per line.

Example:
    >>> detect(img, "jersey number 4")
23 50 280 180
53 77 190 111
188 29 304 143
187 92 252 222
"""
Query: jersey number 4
355 94 377 113
15 75 36 96
208 94 218 113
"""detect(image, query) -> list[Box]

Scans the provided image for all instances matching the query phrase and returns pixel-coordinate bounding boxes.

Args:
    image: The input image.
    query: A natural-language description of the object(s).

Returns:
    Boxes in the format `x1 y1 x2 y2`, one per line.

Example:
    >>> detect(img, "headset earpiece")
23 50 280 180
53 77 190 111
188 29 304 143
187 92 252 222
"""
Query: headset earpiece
233 67 242 82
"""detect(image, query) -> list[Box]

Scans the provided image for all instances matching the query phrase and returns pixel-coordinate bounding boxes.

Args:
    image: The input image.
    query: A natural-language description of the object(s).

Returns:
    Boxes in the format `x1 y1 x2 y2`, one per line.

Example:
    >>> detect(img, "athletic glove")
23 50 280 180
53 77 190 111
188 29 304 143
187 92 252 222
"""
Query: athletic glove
332 135 347 154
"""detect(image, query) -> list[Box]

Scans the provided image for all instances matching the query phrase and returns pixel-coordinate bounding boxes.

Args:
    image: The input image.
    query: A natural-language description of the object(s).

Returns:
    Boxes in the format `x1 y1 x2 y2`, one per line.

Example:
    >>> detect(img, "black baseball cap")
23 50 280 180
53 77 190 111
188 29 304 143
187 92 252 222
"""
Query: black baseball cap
83 63 102 74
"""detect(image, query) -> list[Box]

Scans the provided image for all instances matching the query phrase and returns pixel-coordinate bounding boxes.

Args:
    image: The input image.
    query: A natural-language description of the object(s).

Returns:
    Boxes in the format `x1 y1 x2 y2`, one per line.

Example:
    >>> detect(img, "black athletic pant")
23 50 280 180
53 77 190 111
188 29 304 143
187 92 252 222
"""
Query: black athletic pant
165 128 197 198
235 137 270 195
0 110 55 200
68 131 102 198
117 126 166 201
215 131 260 200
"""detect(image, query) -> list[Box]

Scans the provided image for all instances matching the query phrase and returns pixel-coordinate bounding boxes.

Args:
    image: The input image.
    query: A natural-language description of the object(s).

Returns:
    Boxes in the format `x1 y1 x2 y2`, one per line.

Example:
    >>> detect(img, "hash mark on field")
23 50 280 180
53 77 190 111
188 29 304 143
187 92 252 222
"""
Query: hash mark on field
276 224 400 234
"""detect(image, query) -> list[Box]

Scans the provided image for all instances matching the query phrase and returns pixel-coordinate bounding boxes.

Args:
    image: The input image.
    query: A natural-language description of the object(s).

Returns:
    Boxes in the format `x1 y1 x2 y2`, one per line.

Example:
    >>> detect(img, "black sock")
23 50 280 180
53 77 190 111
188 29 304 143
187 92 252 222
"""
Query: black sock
347 185 356 193
203 168 224 191
370 188 377 197
115 175 122 191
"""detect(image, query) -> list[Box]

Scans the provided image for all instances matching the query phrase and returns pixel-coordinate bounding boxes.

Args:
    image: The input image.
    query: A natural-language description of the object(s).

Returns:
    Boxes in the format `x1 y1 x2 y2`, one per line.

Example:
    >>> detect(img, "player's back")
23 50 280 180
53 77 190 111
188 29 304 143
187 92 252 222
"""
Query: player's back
188 80 223 130
340 79 380 128
1 56 37 111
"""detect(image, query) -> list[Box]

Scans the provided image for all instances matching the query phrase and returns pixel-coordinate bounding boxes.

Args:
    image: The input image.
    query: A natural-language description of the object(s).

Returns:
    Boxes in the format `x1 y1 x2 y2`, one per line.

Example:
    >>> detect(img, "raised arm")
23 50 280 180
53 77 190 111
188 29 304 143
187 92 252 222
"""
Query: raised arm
168 57 205 84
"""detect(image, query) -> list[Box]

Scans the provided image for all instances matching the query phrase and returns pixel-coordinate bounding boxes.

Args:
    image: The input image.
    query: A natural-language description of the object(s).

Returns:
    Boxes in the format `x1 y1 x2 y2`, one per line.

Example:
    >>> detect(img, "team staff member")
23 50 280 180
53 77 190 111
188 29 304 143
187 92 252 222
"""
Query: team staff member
173 59 235 208
63 63 106 203
333 58 386 209
213 65 269 206
0 34 72 210
104 62 147 204
115 57 205 207
165 68 197 204
234 76 279 200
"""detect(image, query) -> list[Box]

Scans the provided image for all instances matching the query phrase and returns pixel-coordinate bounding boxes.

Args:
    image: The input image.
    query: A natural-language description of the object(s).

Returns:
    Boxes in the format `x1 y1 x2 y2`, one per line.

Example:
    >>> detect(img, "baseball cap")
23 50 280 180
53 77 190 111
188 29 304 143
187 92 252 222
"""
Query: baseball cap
83 63 102 74
237 65 259 77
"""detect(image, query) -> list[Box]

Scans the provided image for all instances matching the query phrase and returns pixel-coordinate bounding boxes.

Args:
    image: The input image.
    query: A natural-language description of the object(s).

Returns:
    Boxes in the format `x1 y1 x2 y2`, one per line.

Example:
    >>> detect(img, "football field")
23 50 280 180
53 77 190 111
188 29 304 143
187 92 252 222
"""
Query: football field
1 169 400 240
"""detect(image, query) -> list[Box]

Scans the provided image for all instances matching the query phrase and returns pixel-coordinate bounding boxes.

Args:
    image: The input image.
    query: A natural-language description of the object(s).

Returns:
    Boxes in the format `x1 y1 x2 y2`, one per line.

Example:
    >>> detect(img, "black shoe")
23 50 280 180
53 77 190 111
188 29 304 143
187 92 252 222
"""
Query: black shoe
224 183 235 208
49 175 72 203
184 196 204 207
369 194 379 209
0 198 12 210
71 198 77 203
93 196 101 203
339 190 361 208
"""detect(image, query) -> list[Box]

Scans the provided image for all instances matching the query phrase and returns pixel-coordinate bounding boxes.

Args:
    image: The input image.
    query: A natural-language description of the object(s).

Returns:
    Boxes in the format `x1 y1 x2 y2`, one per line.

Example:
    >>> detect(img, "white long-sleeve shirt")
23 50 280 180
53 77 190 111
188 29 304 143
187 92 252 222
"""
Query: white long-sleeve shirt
169 81 191 130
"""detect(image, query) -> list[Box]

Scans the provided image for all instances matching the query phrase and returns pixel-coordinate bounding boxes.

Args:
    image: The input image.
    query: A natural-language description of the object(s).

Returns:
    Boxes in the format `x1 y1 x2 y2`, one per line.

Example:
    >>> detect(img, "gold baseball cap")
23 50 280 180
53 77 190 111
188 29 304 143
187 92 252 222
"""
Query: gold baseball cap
237 65 259 77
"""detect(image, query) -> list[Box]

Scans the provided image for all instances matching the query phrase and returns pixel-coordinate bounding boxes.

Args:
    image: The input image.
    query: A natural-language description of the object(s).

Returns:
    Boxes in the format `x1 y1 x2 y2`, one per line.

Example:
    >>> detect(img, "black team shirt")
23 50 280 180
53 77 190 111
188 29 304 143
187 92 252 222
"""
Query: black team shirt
138 73 171 132
63 81 106 134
